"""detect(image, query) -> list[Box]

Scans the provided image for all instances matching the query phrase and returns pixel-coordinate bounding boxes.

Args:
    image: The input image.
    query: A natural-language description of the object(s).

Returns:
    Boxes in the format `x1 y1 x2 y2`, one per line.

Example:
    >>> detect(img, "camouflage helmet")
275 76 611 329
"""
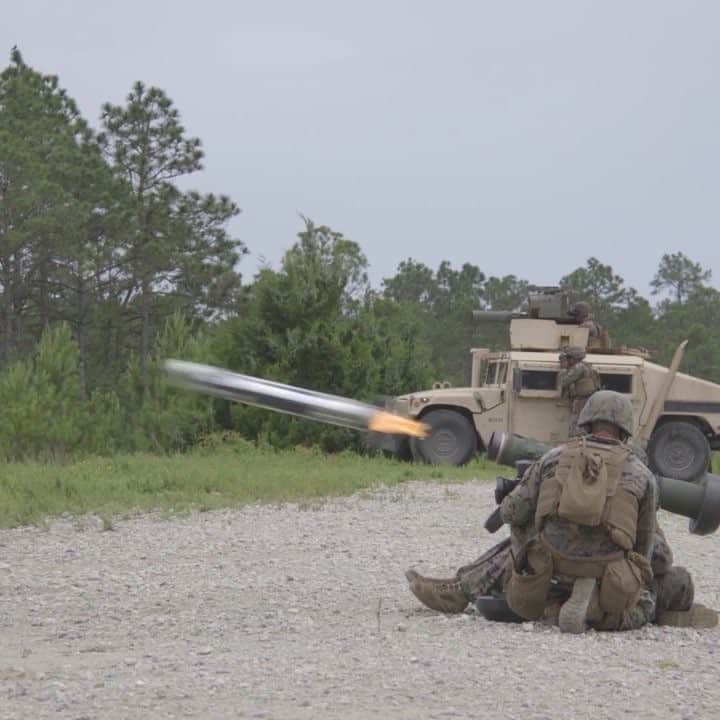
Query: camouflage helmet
560 345 586 361
572 301 591 317
577 390 634 436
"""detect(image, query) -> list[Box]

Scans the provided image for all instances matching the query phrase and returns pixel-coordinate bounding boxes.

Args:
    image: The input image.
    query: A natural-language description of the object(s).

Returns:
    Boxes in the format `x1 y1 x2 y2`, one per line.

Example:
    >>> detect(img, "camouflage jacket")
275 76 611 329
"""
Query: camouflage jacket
500 436 657 564
559 361 601 399
580 318 601 338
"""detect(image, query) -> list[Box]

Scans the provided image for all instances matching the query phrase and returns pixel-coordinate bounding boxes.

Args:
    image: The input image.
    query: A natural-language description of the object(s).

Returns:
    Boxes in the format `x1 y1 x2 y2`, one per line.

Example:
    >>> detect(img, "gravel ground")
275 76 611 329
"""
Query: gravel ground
1 479 719 720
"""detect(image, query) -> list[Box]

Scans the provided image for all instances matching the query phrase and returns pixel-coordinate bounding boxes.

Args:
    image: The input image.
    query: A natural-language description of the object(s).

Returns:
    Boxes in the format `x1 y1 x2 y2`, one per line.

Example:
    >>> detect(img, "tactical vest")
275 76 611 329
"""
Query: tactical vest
570 367 601 398
504 438 652 621
535 438 636 548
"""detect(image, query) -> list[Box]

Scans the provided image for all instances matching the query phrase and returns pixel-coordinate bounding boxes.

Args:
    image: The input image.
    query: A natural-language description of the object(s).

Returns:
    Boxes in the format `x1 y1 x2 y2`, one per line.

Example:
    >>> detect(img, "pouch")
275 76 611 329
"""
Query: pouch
599 552 652 614
504 542 553 621
557 450 608 526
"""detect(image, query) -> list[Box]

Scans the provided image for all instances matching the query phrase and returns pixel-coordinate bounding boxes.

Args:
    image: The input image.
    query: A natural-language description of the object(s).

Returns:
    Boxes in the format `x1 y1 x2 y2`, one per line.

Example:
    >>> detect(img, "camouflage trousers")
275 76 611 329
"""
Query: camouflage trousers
456 538 510 600
593 564 693 630
651 526 694 613
454 529 693 629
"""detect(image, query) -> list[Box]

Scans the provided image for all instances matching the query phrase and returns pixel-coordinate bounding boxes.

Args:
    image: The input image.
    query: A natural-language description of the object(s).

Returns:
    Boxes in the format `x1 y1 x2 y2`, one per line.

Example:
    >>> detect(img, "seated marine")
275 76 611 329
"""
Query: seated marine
406 391 717 632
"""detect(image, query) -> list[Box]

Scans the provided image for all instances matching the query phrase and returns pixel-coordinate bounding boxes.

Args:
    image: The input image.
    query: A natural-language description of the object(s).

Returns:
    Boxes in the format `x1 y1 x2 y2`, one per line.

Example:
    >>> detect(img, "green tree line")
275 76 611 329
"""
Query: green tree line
1 50 718 460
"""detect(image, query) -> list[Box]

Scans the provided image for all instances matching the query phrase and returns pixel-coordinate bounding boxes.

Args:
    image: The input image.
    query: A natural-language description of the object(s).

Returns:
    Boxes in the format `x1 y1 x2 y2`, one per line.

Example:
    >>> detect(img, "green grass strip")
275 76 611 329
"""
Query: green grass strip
0 437 502 528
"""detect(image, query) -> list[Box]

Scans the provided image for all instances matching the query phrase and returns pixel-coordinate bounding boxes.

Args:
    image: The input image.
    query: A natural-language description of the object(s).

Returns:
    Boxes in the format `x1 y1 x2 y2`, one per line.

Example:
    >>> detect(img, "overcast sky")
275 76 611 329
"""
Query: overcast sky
4 1 719 296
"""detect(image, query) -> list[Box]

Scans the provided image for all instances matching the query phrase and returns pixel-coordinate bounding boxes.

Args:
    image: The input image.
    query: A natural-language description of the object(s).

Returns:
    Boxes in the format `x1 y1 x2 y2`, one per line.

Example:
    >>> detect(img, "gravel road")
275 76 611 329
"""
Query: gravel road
1 479 719 720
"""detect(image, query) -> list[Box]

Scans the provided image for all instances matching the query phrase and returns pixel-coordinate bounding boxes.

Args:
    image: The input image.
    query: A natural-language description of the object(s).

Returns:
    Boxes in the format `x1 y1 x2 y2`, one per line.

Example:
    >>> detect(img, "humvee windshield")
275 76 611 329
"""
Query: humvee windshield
484 361 508 386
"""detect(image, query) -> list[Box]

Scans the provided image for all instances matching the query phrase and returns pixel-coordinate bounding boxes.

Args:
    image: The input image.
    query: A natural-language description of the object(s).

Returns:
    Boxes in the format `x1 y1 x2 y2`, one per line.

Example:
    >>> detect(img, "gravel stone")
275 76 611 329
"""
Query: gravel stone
0 480 718 719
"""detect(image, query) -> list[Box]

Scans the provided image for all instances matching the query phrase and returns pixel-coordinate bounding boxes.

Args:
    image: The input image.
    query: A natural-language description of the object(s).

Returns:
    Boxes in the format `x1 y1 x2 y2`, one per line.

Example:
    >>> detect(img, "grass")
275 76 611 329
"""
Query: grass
0 437 502 529
655 659 681 671
711 454 720 474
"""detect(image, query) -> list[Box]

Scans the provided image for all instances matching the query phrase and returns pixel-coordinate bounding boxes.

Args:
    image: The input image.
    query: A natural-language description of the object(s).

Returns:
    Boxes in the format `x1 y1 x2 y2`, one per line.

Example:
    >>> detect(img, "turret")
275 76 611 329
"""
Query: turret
473 286 595 352
473 286 576 323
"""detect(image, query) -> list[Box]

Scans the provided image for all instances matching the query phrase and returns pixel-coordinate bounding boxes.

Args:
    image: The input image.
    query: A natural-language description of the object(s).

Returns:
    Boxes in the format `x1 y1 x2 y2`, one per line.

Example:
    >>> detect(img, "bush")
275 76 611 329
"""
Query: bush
116 313 218 453
0 324 120 460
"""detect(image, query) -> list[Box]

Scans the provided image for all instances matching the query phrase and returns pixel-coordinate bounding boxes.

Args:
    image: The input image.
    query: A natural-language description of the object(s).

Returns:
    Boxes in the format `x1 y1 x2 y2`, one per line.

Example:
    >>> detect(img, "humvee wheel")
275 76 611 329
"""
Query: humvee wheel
410 409 477 465
648 421 711 483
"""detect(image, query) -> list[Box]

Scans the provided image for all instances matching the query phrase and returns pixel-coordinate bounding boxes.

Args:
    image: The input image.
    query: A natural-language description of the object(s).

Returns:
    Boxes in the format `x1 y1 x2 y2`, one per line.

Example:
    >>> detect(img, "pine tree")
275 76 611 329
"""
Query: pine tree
0 48 95 365
650 252 711 305
100 83 243 395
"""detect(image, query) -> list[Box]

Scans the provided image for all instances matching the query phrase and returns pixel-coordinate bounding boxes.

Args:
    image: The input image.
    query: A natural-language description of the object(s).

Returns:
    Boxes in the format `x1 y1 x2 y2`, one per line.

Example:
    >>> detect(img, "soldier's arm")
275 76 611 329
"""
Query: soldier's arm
580 319 601 338
500 458 543 528
559 364 583 389
635 472 658 561
651 524 674 576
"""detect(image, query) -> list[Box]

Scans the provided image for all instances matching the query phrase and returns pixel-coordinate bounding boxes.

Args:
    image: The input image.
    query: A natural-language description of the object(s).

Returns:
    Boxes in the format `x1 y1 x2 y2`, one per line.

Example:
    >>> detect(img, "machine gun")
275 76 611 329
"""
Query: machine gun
472 286 577 324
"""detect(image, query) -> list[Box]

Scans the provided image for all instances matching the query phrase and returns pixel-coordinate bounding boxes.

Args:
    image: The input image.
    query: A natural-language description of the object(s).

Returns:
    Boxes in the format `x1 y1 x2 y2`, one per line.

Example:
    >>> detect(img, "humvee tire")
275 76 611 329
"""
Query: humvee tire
410 409 477 465
648 421 711 483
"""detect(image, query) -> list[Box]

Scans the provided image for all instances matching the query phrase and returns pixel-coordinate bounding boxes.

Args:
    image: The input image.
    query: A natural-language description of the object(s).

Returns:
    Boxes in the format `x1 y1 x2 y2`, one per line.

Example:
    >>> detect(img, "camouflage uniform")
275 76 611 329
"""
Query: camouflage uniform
455 538 511 600
572 302 601 338
453 436 656 604
406 391 718 632
452 524 693 627
649 526 694 614
559 350 601 436
500 437 657 631
572 301 614 349
581 319 601 337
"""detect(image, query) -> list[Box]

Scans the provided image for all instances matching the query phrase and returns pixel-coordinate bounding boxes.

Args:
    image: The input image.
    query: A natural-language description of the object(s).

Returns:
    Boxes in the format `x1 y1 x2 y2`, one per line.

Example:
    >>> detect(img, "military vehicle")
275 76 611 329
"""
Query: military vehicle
380 286 720 482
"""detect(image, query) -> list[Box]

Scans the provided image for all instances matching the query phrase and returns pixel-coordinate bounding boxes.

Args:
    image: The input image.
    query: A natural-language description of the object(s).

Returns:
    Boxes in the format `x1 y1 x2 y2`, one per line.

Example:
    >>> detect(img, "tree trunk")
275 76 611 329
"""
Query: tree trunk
1 260 16 368
140 276 151 399
2 276 12 368
76 274 88 400
37 256 50 329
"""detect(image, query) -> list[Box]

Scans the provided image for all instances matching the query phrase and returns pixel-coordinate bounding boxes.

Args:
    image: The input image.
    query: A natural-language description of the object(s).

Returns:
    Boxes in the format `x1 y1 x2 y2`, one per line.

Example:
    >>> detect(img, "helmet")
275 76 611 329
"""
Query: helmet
577 390 634 436
572 301 591 317
560 346 586 361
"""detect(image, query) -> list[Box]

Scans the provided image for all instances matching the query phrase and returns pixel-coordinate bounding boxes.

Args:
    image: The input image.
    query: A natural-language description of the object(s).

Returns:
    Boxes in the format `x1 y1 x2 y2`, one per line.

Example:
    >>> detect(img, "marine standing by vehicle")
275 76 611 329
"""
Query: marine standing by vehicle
559 346 601 436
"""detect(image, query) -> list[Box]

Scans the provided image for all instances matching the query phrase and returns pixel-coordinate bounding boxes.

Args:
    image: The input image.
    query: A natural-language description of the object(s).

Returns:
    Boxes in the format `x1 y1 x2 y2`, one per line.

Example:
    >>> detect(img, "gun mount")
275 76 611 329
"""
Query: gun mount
473 286 576 324
472 286 605 352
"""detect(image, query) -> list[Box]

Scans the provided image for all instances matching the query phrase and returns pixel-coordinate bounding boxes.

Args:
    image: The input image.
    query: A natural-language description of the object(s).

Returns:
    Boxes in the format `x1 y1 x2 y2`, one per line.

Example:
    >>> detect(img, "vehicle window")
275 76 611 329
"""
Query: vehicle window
521 370 558 391
600 373 633 394
497 362 508 385
485 362 498 385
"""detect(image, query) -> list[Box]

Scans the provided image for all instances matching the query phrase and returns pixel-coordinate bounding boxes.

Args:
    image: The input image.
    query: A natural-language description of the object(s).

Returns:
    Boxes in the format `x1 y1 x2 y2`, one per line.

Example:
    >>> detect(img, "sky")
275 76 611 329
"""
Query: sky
3 1 719 296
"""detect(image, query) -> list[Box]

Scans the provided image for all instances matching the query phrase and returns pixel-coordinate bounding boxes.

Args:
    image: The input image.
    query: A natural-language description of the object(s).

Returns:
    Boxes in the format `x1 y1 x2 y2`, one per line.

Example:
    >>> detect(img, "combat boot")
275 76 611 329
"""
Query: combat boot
558 577 599 634
656 603 719 629
405 569 470 613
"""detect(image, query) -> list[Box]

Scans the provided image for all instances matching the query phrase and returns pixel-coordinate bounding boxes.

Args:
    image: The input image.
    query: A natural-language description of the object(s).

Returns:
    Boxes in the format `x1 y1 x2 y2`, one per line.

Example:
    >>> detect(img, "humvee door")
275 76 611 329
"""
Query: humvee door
509 361 570 444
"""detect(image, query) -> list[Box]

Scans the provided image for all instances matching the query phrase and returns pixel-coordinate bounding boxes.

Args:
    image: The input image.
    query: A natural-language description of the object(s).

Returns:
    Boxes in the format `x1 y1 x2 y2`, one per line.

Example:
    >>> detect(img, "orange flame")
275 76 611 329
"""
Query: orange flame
368 411 429 438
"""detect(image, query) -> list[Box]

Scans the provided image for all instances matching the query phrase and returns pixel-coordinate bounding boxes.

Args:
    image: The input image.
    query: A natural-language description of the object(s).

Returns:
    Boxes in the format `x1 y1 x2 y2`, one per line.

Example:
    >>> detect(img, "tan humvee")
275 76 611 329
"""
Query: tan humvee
382 289 720 482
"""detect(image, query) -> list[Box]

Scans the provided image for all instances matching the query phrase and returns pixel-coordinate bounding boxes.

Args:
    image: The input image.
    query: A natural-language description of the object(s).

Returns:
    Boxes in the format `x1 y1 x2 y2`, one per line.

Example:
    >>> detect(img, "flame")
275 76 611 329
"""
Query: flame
368 411 429 438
